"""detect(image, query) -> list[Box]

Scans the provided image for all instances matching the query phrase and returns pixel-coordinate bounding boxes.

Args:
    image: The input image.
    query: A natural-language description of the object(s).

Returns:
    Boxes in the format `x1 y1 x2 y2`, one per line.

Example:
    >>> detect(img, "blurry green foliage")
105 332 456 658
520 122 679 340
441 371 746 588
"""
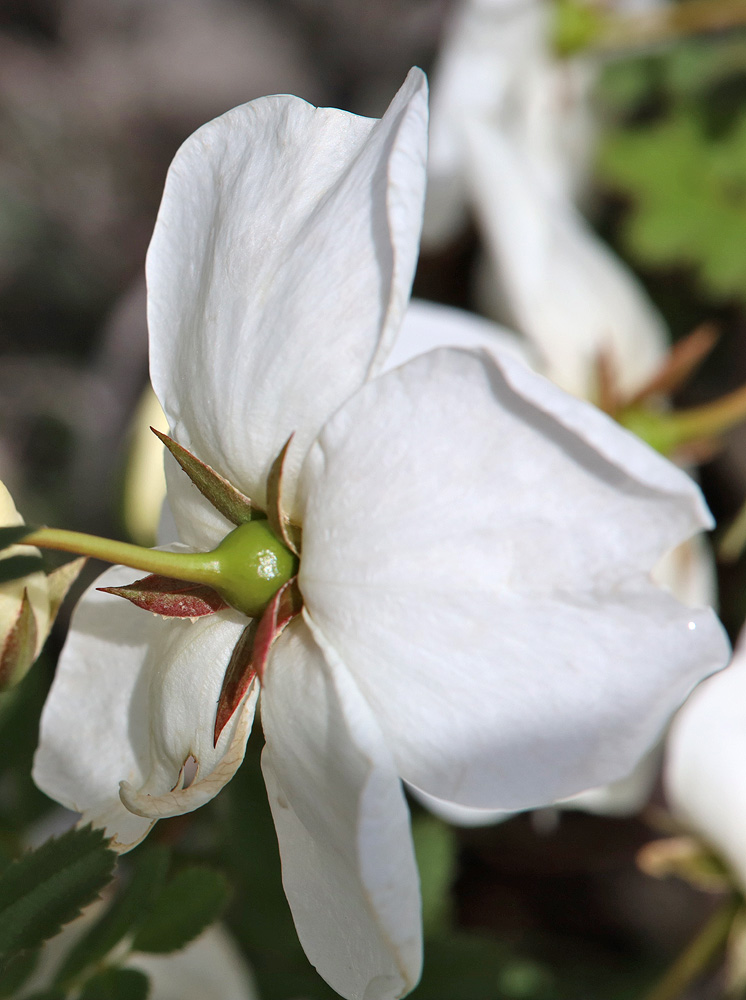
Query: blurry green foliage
597 36 746 301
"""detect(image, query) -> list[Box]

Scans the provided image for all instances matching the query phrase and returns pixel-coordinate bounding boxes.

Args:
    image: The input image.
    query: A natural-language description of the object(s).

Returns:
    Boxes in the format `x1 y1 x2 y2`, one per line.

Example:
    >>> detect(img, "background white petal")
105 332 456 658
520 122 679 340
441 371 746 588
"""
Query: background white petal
261 619 421 1000
423 0 593 248
33 564 255 850
665 630 746 890
387 298 532 372
466 120 668 399
299 348 728 811
148 68 428 524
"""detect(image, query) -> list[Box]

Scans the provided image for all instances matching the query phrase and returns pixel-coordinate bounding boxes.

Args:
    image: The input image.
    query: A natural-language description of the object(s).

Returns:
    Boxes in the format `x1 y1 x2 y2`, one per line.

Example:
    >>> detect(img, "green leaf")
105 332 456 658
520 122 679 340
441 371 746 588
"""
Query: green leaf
0 555 44 585
78 967 150 1000
0 527 37 550
0 825 116 966
56 845 171 986
411 813 457 937
0 947 39 997
131 867 229 954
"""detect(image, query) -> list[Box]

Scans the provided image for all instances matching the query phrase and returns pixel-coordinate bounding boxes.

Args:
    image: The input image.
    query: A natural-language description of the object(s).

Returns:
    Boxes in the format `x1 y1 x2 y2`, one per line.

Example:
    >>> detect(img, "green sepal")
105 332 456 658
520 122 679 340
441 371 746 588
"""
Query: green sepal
131 867 229 954
78 967 150 1000
0 556 44 586
55 845 171 987
0 825 117 968
153 429 261 525
0 527 37 551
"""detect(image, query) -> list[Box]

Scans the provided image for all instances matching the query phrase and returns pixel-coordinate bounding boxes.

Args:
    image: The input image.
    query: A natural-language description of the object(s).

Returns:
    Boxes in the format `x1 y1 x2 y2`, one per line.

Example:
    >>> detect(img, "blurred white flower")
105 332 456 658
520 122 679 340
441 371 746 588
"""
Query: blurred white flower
424 0 670 403
20 908 257 1000
33 71 728 1000
665 627 746 890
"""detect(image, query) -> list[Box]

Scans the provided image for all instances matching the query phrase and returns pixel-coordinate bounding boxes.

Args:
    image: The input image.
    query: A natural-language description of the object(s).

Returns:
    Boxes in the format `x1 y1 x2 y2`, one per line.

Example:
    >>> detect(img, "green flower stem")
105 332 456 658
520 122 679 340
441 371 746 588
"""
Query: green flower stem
22 521 298 618
641 895 740 1000
22 527 219 587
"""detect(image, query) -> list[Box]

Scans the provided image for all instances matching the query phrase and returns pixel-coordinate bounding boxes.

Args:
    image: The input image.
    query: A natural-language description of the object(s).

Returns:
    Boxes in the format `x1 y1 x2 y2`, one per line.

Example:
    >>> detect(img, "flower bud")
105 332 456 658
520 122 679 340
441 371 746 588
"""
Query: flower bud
0 483 50 688
0 483 83 689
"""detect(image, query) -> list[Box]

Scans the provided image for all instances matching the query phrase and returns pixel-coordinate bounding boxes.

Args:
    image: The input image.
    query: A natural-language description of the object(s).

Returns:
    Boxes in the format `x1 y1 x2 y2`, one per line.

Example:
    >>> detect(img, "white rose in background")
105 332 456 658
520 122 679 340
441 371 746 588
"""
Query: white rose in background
20 913 257 1000
665 628 746 891
423 0 594 250
31 70 729 1000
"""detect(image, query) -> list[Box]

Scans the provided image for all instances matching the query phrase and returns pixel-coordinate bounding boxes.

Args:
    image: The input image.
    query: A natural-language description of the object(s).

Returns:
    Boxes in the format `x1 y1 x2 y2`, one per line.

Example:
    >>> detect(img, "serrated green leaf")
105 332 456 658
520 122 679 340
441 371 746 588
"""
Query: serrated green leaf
0 555 44 585
0 946 39 997
131 867 229 954
78 967 150 1000
0 825 116 965
599 107 746 300
56 845 171 986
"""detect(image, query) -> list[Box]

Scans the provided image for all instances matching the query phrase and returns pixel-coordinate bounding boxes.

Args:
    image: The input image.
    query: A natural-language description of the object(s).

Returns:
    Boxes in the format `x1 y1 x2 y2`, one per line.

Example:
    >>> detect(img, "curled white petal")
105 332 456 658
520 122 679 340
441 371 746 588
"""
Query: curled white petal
33 564 256 851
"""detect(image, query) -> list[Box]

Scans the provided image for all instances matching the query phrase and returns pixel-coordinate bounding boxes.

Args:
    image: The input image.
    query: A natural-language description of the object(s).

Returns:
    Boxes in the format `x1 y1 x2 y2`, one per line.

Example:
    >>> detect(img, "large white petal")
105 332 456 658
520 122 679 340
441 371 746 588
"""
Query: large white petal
33 565 256 851
148 69 428 524
299 348 728 810
387 298 531 373
466 119 668 399
665 630 746 890
261 619 421 1000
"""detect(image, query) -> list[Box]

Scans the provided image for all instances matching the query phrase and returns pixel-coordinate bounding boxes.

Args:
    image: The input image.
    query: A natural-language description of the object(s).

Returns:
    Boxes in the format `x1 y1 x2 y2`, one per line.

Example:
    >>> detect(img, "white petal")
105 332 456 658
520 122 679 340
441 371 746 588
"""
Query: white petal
466 120 668 399
410 786 514 828
299 348 728 810
148 69 428 523
260 619 421 1000
665 630 746 889
33 565 256 851
651 534 718 611
387 299 531 373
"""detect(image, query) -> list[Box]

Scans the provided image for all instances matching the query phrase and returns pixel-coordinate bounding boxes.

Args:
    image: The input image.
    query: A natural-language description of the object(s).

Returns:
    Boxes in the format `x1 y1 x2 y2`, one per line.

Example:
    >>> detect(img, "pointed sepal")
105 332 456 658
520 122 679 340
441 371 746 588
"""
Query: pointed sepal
0 589 38 689
629 323 719 407
98 574 229 619
266 436 301 556
213 577 302 745
152 429 261 525
46 557 86 622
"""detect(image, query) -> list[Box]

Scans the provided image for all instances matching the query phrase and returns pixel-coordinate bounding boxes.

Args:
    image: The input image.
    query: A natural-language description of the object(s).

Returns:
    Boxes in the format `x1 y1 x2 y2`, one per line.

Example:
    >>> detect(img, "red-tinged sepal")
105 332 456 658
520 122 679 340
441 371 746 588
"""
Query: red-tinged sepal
99 574 229 618
214 577 302 745
0 589 38 689
153 428 262 525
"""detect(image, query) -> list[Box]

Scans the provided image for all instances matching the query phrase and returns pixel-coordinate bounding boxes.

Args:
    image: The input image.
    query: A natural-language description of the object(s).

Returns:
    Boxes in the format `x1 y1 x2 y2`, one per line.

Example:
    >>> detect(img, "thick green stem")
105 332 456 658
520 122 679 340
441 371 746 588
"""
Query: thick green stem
641 895 739 1000
22 528 218 587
